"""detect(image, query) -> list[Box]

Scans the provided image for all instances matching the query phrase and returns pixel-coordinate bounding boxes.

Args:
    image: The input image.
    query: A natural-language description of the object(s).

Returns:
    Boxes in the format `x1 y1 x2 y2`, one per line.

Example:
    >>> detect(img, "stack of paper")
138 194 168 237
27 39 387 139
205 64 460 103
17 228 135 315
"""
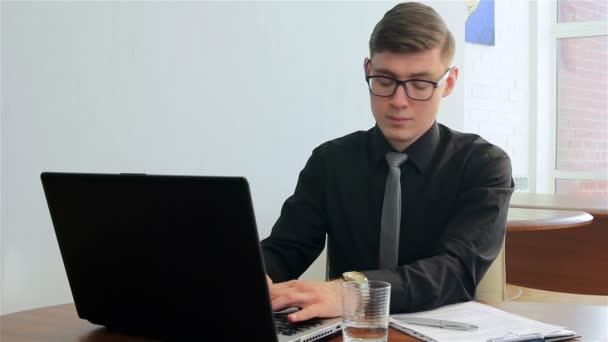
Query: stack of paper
389 301 578 342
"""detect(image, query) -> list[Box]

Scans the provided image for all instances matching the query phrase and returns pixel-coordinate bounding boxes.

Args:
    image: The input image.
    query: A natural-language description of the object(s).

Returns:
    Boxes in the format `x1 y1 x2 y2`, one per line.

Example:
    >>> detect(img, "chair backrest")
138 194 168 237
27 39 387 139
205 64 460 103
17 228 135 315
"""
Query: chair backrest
476 241 506 301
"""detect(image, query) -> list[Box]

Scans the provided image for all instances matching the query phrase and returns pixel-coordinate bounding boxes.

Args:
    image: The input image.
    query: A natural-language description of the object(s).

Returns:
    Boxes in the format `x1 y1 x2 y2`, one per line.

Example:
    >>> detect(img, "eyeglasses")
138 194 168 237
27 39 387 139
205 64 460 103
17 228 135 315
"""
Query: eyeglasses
365 67 452 101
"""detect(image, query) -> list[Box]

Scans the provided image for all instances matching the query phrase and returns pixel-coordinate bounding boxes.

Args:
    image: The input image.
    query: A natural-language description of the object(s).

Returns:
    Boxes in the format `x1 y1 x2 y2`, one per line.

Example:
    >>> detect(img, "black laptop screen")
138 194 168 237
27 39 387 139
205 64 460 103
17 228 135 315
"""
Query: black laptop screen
41 172 278 341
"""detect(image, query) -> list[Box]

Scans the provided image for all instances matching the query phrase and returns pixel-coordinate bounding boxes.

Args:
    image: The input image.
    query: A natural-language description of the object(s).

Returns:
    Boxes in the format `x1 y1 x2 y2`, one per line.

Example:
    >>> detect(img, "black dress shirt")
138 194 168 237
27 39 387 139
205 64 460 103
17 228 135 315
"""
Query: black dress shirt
261 122 514 313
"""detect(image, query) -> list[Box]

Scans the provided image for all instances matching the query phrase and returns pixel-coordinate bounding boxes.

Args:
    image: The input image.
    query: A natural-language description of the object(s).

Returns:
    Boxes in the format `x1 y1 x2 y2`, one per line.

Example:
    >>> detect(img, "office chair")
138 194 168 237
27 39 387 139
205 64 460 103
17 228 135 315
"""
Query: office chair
476 241 506 301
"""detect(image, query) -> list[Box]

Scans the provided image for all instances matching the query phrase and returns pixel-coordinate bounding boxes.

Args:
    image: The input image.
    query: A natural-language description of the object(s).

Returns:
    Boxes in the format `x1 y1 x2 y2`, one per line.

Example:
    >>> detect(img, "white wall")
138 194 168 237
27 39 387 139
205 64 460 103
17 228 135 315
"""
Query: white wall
0 1 463 314
464 0 530 180
0 1 4 315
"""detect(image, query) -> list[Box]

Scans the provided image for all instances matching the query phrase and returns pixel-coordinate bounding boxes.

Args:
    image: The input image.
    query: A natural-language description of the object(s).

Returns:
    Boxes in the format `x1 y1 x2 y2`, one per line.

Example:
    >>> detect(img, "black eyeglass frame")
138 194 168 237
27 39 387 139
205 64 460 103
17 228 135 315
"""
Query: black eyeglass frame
365 67 453 101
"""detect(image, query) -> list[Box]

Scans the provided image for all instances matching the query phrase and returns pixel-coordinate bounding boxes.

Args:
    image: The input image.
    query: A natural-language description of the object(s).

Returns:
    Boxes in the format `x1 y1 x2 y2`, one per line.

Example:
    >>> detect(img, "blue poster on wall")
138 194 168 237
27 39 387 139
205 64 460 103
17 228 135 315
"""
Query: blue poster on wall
465 0 495 46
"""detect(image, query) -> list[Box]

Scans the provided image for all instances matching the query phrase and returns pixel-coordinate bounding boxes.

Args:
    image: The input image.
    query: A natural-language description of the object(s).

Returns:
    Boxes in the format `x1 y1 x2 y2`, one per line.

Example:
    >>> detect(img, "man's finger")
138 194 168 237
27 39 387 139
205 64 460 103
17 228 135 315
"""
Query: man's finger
268 283 297 300
269 280 312 300
288 304 320 322
271 292 313 311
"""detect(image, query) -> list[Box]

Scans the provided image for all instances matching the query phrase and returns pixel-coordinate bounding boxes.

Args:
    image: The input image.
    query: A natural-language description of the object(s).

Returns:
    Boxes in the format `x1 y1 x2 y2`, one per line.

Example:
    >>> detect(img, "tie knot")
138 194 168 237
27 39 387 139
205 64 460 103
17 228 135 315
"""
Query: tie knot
385 152 408 168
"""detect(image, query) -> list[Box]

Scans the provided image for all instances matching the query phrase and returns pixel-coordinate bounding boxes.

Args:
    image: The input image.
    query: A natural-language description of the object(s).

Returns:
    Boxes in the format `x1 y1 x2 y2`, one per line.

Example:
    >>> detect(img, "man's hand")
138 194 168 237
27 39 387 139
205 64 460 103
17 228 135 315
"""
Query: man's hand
268 279 343 322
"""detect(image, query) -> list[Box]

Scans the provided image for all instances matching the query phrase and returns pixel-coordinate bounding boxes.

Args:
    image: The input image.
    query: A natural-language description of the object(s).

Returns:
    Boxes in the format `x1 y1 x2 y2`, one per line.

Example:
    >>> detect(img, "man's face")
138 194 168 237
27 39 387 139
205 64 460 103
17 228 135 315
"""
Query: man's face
364 48 458 151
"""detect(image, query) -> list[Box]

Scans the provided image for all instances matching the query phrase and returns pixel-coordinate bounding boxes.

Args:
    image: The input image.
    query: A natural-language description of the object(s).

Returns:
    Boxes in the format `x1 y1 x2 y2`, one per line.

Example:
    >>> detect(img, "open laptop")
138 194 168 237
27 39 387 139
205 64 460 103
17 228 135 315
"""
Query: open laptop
41 172 341 341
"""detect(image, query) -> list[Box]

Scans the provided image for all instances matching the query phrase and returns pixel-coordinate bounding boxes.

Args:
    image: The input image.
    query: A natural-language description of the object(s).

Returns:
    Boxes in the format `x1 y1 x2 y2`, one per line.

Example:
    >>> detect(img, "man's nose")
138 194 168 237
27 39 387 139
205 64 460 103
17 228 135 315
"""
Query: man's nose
389 84 411 107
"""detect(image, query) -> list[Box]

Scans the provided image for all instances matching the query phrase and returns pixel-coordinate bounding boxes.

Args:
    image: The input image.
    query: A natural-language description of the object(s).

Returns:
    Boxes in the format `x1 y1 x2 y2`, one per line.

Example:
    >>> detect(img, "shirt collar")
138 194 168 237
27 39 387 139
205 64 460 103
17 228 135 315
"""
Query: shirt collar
370 121 440 174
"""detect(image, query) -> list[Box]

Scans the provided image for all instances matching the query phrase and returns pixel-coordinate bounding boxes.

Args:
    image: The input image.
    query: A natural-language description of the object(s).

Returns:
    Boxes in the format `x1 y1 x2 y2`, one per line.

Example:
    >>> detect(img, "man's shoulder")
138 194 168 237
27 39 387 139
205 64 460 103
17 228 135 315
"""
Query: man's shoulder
439 124 509 162
313 128 372 155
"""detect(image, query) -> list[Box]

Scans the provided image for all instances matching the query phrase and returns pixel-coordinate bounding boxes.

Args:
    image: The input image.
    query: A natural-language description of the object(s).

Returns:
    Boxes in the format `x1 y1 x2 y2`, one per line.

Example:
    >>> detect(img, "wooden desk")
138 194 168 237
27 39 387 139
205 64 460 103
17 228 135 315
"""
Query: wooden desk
507 193 607 295
2 302 606 342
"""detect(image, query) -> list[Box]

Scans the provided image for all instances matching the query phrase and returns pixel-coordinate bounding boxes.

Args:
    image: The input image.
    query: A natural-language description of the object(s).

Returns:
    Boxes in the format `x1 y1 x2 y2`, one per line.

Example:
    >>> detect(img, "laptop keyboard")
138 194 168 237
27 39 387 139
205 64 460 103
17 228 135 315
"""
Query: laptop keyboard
274 315 324 336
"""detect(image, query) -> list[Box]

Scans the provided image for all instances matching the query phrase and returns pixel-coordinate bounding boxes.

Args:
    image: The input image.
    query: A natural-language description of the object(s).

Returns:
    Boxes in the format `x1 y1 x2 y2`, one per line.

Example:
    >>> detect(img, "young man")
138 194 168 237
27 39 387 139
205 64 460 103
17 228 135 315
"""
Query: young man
261 2 513 322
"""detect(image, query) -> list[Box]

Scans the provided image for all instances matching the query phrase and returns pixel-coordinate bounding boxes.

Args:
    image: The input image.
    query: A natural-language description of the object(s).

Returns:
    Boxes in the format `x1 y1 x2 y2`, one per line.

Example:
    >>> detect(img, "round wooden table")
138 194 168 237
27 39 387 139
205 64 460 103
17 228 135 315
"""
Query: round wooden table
505 202 605 295
510 193 607 217
477 208 594 301
506 208 593 232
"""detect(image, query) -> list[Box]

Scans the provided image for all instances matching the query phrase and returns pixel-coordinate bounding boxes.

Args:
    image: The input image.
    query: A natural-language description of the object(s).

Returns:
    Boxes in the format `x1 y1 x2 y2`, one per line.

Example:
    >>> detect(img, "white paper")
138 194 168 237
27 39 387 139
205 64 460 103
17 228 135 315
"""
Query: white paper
389 301 576 342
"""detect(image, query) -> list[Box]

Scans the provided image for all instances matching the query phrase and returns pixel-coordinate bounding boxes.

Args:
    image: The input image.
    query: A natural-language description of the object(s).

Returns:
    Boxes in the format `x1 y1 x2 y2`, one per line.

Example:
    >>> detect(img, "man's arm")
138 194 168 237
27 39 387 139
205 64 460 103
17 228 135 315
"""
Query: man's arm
262 147 345 323
363 146 514 313
261 146 328 282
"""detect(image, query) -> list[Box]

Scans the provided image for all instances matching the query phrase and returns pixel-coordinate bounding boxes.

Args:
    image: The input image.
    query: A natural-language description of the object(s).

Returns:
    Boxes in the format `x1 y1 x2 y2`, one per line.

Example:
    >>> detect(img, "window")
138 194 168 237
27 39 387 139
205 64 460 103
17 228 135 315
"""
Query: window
558 0 607 23
535 1 607 196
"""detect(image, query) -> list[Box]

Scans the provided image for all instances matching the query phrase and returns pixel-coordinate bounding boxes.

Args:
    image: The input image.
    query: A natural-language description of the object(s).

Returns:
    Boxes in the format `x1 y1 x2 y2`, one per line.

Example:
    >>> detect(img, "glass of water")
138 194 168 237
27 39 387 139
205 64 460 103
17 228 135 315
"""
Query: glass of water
341 280 391 342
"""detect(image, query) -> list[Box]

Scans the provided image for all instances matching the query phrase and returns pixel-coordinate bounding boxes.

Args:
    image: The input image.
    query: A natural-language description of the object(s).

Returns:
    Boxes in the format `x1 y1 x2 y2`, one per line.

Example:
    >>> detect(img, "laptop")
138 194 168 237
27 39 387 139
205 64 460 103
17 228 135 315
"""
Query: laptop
41 172 341 341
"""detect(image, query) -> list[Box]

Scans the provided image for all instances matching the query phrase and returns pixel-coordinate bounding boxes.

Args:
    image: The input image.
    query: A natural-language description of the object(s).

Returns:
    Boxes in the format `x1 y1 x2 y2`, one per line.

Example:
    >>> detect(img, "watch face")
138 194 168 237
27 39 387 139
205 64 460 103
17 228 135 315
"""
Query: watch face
343 271 368 283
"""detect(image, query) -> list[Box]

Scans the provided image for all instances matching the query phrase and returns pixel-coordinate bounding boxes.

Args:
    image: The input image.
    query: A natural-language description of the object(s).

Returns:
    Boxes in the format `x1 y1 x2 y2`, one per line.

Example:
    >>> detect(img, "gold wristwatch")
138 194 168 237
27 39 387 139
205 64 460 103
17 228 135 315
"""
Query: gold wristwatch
342 271 370 302
342 271 368 283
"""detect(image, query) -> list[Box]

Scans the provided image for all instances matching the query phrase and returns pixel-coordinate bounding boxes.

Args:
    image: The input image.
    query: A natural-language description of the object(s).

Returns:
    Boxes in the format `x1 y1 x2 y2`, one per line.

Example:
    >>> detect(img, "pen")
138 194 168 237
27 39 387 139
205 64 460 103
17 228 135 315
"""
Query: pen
487 333 545 342
393 316 478 331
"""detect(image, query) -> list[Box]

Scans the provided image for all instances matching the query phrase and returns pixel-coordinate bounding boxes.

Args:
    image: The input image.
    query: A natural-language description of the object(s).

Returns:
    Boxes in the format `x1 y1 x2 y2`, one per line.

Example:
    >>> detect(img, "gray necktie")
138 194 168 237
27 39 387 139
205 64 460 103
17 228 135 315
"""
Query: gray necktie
379 152 408 269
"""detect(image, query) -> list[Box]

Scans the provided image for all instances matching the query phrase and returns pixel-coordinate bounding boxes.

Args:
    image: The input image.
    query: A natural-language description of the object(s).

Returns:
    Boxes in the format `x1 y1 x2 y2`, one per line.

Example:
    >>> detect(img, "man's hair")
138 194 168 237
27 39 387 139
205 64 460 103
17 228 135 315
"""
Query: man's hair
369 2 455 66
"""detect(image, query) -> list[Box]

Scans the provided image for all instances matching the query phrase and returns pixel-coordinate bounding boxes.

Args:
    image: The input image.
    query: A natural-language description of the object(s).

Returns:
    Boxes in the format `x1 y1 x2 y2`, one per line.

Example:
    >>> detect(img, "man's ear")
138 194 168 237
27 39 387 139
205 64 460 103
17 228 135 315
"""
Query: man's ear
442 66 459 97
363 57 371 76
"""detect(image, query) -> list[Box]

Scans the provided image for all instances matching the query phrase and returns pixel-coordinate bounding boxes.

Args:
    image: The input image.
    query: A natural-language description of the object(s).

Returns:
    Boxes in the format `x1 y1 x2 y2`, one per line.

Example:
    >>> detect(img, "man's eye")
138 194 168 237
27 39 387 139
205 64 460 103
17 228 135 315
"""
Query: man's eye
410 81 431 90
377 78 394 87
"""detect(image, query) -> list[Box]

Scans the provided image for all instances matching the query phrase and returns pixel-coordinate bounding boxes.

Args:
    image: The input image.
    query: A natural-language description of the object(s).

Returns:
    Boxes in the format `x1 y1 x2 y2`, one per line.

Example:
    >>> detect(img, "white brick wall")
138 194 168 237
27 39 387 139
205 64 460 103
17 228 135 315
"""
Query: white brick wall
464 0 530 179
